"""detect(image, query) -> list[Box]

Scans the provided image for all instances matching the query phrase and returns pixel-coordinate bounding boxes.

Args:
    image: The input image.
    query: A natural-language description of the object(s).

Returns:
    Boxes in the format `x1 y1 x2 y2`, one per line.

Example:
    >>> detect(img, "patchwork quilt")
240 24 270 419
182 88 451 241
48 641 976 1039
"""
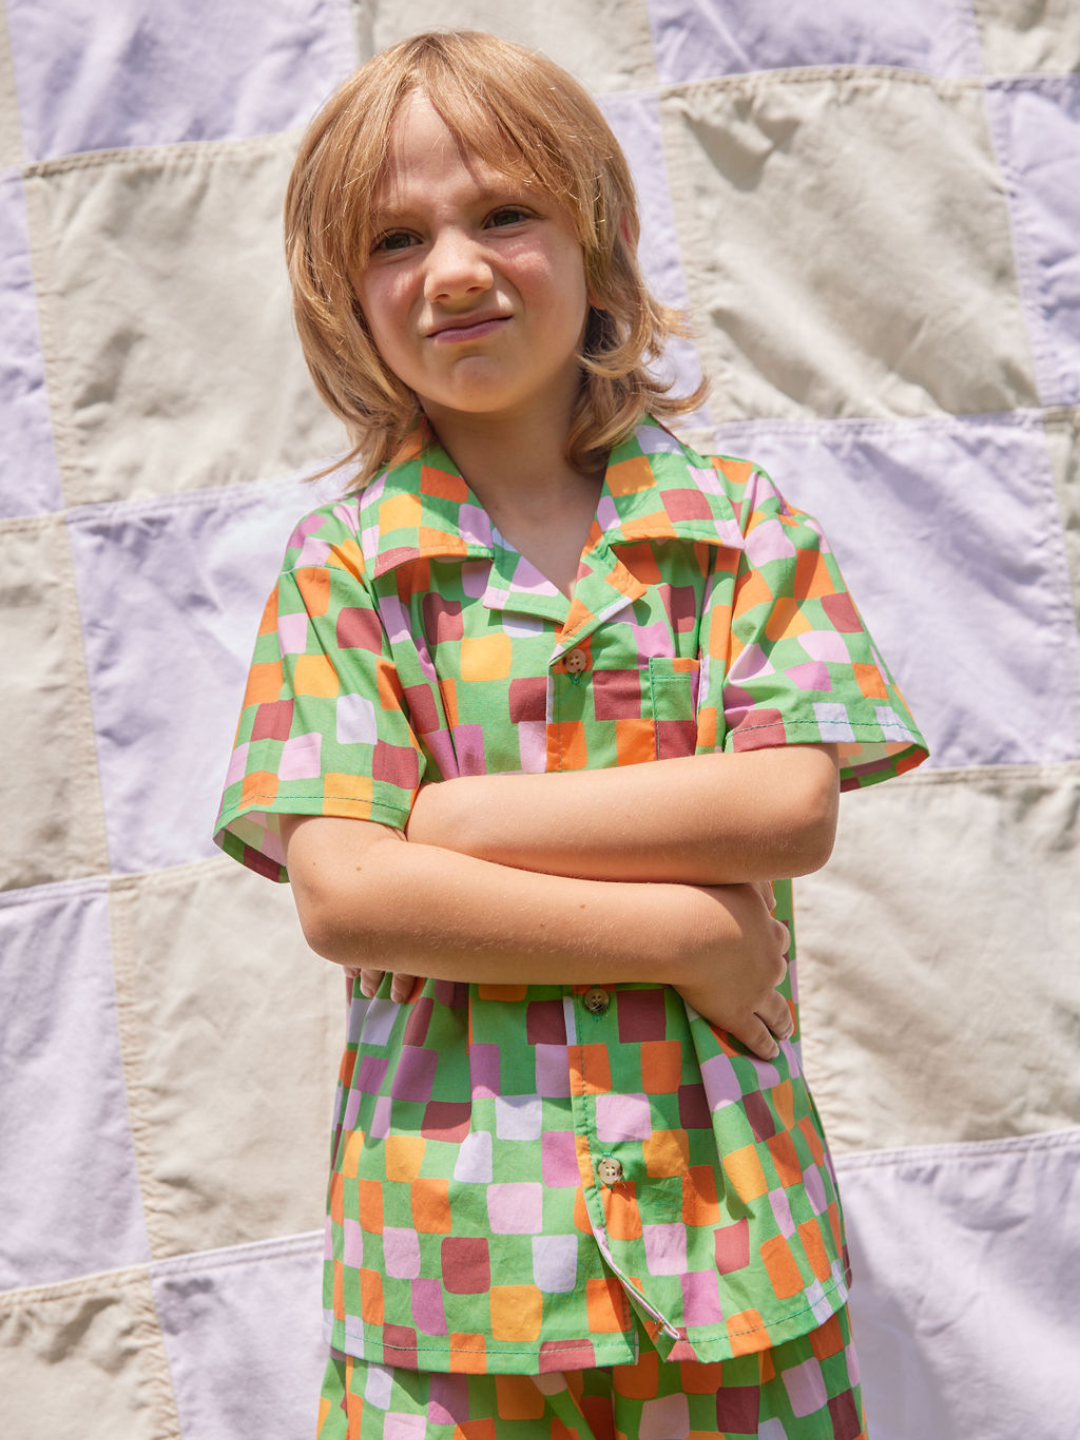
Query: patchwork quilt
1 3 1077 1437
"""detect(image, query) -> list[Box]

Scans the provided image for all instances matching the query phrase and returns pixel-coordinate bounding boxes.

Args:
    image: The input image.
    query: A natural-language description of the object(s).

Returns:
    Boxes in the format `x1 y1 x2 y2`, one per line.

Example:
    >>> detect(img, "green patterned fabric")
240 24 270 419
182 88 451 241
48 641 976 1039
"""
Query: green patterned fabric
215 416 927 1373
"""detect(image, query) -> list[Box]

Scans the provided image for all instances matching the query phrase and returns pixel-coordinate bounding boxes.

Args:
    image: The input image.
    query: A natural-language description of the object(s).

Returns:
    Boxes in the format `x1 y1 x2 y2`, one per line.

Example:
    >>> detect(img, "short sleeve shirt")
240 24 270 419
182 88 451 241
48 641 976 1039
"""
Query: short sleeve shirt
215 416 928 1374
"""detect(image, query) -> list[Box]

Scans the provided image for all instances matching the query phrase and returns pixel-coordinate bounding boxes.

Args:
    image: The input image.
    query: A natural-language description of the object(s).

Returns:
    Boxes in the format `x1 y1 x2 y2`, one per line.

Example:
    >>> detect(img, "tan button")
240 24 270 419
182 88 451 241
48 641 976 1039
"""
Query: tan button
582 987 610 1016
597 1157 623 1186
564 648 588 674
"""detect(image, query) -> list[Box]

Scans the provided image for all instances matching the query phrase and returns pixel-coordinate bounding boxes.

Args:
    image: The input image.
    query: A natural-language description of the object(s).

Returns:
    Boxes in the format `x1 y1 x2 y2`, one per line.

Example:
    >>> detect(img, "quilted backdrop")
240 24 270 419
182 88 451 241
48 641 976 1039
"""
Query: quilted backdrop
1 3 1078 1438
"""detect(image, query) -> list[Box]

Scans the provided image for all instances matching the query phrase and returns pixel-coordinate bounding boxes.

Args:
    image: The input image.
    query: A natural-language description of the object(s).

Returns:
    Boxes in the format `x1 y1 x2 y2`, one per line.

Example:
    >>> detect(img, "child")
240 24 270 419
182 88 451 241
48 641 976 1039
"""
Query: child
214 30 927 1439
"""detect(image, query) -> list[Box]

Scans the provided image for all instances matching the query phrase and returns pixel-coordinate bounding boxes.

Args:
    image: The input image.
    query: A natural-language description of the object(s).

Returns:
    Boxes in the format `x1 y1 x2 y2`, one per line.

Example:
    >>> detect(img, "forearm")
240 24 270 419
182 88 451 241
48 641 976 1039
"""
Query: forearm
407 745 840 885
289 822 693 981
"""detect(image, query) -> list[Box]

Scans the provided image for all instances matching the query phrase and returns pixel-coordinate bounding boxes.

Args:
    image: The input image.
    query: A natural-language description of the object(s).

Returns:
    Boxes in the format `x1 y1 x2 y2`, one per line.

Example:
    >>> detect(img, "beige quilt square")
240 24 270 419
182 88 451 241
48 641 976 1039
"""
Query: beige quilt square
24 135 346 508
0 6 21 169
796 764 1080 1153
0 516 108 890
353 0 657 92
662 71 1039 421
108 857 343 1260
972 0 1080 74
0 1268 178 1440
1044 406 1080 624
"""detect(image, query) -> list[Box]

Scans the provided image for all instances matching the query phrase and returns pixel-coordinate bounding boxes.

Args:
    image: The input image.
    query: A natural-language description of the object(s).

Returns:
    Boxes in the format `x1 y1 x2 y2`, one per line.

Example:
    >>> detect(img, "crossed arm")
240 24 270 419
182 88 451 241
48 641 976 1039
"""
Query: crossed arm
281 743 840 1060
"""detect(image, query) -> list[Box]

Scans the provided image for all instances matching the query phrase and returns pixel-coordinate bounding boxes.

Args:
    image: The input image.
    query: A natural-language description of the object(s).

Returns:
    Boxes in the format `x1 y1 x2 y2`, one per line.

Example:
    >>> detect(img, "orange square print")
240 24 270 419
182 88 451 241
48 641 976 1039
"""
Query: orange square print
798 1117 826 1167
614 719 654 766
680 1361 726 1395
766 1131 802 1189
640 1041 682 1094
761 1235 804 1300
411 1177 452 1233
643 1129 689 1177
340 1130 364 1179
574 1187 592 1234
460 633 513 682
359 1268 384 1325
294 566 330 617
448 1335 487 1375
328 1171 344 1225
586 1277 629 1334
354 1179 383 1233
294 652 339 697
726 1309 767 1358
854 662 889 700
601 1184 642 1240
797 1218 832 1283
681 1165 721 1226
240 770 278 807
324 772 374 807
568 1043 612 1096
722 1145 769 1202
612 1347 659 1399
556 720 589 770
771 1080 795 1131
809 1312 845 1361
385 1135 426 1182
495 1376 546 1420
490 1285 543 1343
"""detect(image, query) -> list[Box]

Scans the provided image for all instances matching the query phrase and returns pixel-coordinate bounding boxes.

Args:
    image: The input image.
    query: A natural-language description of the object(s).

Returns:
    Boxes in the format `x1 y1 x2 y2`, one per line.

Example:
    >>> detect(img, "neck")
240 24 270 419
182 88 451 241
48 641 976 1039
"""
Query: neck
421 391 601 520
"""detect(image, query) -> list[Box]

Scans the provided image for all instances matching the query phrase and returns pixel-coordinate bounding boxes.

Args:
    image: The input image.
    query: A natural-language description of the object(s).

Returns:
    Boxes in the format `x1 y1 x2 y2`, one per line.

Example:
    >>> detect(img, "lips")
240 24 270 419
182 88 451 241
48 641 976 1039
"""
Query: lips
426 313 510 342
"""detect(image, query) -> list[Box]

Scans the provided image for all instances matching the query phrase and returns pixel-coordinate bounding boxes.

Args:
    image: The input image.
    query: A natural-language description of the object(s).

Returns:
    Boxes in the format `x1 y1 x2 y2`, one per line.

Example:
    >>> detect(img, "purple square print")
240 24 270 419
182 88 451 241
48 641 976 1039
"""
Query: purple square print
384 1409 424 1440
534 1044 571 1097
428 1373 470 1426
532 1234 579 1293
487 1182 543 1234
680 1269 723 1327
411 1277 448 1335
382 1226 421 1279
469 1043 500 1098
389 1047 438 1103
643 1222 687 1275
639 1393 689 1440
542 1131 581 1188
495 1094 542 1141
595 1092 652 1142
783 1358 828 1418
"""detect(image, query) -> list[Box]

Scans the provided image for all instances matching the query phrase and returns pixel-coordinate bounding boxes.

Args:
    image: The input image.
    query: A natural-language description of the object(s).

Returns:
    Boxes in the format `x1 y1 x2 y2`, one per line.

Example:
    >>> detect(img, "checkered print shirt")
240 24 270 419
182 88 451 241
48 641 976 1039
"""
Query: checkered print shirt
215 416 927 1373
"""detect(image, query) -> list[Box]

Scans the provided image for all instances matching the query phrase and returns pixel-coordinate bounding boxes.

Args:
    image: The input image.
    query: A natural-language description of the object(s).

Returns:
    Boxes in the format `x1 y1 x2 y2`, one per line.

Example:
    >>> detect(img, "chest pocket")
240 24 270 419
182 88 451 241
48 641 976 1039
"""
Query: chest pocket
648 657 700 760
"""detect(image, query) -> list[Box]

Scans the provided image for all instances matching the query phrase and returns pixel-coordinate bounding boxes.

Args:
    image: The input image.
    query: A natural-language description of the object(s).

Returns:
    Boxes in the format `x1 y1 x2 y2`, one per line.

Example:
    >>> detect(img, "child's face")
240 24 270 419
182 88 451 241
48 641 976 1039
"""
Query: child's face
353 92 591 433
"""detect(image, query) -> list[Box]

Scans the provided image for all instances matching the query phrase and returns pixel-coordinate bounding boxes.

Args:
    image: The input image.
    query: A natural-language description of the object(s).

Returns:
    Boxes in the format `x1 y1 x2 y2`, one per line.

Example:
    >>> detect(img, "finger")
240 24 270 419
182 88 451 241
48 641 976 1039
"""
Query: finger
359 969 385 998
734 1017 780 1061
390 973 417 1003
757 994 794 1040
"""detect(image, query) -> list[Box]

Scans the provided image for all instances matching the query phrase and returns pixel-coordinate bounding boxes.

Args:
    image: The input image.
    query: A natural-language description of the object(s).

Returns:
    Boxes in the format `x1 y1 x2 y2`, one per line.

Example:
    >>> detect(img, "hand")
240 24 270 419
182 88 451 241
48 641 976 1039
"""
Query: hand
670 879 793 1061
348 967 417 1003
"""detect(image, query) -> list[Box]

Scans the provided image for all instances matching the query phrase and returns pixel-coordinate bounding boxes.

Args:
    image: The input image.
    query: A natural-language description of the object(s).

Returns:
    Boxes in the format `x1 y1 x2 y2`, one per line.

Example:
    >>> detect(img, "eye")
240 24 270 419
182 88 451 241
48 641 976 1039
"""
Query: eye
372 230 417 254
487 206 532 228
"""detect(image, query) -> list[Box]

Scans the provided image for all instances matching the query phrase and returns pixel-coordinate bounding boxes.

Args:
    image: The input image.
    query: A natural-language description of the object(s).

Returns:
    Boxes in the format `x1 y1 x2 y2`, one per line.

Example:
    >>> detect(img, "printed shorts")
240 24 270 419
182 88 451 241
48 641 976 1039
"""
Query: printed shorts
317 1308 866 1440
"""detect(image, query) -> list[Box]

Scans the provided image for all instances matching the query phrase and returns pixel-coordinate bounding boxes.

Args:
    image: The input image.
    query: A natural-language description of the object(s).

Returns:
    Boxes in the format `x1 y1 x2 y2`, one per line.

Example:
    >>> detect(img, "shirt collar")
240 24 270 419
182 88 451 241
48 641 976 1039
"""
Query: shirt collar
354 414 746 578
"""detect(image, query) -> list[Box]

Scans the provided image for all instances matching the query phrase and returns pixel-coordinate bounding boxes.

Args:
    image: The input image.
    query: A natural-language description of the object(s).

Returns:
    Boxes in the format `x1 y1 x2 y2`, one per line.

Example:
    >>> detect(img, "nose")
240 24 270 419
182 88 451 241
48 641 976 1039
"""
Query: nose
424 226 493 303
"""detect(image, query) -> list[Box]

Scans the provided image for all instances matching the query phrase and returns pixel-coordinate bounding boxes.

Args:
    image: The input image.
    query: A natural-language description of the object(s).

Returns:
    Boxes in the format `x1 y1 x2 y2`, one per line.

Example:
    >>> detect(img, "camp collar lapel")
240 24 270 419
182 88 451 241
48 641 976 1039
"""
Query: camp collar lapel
356 416 746 647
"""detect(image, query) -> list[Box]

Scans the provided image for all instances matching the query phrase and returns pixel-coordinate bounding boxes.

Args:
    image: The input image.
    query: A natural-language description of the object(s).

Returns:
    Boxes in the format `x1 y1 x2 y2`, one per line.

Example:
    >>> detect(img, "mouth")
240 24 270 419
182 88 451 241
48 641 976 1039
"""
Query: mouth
427 313 510 343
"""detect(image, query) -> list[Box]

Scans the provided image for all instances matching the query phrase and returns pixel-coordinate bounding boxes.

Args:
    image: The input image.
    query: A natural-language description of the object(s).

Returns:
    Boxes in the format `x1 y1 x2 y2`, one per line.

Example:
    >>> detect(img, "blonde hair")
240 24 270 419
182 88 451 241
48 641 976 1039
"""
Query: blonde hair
285 30 706 486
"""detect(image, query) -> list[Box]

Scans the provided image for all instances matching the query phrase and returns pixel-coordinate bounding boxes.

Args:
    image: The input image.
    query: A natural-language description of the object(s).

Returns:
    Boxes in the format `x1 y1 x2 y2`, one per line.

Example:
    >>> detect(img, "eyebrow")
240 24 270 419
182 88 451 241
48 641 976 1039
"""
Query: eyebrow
371 179 538 225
